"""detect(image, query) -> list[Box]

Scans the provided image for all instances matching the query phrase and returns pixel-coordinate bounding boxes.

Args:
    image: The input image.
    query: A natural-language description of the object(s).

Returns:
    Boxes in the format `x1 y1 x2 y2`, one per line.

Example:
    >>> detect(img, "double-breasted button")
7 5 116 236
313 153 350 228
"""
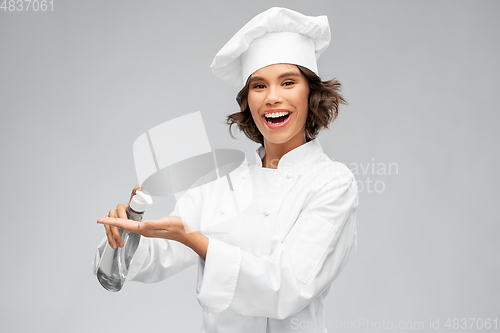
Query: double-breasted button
264 208 270 216
241 173 247 179
220 209 225 215
286 173 293 179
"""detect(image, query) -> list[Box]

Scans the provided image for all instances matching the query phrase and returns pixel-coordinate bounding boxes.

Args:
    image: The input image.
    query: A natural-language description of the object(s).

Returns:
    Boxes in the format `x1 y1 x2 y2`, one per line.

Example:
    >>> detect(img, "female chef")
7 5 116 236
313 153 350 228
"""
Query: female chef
96 7 359 333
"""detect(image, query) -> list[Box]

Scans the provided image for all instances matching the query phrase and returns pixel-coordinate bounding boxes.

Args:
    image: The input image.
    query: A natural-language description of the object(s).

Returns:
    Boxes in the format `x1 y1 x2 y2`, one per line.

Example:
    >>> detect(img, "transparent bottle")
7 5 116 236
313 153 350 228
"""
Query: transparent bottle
96 190 153 292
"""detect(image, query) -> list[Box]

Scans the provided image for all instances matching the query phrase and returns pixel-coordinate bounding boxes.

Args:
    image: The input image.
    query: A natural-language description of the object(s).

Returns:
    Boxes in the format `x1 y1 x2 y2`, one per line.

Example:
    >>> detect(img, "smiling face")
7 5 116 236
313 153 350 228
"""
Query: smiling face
247 63 310 151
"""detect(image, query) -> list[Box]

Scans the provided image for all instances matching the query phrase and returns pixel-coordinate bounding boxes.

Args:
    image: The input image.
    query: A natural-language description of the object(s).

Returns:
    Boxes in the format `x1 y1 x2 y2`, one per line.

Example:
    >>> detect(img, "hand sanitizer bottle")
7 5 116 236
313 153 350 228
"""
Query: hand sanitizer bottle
96 190 153 292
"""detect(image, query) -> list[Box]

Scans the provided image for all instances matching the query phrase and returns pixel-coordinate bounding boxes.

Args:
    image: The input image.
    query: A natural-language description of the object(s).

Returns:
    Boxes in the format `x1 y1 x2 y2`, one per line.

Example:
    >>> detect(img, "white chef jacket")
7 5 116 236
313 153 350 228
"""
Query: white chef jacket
94 138 358 333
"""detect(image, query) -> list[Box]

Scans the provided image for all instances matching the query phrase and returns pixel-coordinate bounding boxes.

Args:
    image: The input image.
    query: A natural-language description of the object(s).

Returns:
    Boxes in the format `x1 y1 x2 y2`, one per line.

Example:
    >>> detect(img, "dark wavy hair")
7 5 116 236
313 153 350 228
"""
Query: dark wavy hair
226 65 347 146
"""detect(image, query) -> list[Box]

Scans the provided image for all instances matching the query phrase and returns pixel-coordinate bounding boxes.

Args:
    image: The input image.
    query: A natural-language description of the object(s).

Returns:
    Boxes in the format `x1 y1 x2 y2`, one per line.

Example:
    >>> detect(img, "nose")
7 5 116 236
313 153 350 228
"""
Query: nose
265 86 283 105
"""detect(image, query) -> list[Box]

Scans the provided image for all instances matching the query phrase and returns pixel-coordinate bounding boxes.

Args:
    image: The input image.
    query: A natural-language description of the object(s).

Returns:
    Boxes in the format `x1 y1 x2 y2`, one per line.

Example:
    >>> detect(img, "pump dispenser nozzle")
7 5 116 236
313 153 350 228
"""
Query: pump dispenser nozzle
129 190 153 213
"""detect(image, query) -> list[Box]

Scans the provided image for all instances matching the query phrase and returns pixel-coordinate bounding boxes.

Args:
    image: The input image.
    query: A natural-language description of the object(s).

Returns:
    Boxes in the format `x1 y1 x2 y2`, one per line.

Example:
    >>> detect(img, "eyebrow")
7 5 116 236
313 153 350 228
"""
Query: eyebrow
249 71 301 83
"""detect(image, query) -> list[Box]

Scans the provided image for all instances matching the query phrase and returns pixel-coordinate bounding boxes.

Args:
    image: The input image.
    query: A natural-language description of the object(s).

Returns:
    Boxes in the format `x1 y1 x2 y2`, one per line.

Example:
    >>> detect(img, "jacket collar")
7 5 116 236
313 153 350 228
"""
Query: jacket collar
254 138 324 175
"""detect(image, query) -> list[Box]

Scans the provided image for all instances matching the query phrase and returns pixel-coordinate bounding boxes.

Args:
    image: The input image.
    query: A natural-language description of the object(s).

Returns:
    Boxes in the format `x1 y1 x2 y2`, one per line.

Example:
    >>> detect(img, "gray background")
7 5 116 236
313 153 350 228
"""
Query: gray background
1 0 499 332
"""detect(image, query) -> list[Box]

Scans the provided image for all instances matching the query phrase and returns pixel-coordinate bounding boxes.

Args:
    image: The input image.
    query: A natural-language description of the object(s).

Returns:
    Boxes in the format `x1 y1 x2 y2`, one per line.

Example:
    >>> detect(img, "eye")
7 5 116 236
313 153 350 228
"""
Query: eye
252 84 266 89
283 81 295 87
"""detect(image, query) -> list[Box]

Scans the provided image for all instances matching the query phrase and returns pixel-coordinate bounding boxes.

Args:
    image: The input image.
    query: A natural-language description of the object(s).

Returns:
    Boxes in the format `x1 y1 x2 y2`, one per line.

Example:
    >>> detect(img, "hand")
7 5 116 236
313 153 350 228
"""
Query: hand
97 215 209 260
101 184 142 249
98 216 195 243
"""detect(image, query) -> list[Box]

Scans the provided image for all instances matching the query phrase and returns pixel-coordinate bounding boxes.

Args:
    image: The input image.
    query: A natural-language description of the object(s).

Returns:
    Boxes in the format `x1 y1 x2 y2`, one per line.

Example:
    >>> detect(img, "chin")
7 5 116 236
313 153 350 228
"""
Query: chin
264 131 302 145
265 136 293 145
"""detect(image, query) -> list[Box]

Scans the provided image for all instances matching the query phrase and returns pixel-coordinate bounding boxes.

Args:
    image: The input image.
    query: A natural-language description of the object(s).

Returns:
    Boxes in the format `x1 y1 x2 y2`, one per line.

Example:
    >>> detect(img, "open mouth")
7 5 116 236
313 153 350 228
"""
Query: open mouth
263 111 290 125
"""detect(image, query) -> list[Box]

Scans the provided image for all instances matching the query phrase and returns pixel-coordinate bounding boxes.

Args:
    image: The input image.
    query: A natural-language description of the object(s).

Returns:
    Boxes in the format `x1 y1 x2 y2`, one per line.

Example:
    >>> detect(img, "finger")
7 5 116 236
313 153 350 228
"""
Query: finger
98 217 141 232
116 203 128 219
103 210 118 249
128 184 143 205
109 209 124 247
104 224 116 249
112 226 124 247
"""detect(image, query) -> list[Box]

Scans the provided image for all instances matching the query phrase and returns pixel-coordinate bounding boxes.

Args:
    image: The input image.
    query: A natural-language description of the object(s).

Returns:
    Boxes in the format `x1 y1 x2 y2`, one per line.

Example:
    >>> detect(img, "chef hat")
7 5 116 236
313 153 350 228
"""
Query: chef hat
210 7 331 87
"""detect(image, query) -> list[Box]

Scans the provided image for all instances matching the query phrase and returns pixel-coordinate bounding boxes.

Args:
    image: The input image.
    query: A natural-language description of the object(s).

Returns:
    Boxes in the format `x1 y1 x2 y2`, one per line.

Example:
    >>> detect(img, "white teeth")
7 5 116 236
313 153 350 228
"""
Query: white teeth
264 111 289 118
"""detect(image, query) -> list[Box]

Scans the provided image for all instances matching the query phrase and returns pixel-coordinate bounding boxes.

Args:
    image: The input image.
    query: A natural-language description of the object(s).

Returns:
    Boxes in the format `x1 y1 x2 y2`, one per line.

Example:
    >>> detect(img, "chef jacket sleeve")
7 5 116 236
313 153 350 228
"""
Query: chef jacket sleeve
92 184 203 283
196 172 358 319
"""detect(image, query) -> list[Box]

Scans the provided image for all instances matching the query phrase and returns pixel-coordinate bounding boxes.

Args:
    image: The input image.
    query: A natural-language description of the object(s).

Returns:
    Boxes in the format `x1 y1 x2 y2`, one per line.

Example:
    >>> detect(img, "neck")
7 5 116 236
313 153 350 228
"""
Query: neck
262 135 306 169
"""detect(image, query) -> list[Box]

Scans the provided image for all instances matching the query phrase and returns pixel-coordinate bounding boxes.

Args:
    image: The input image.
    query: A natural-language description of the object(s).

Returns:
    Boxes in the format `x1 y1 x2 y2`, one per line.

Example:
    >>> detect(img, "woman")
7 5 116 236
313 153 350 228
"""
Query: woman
96 7 358 333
